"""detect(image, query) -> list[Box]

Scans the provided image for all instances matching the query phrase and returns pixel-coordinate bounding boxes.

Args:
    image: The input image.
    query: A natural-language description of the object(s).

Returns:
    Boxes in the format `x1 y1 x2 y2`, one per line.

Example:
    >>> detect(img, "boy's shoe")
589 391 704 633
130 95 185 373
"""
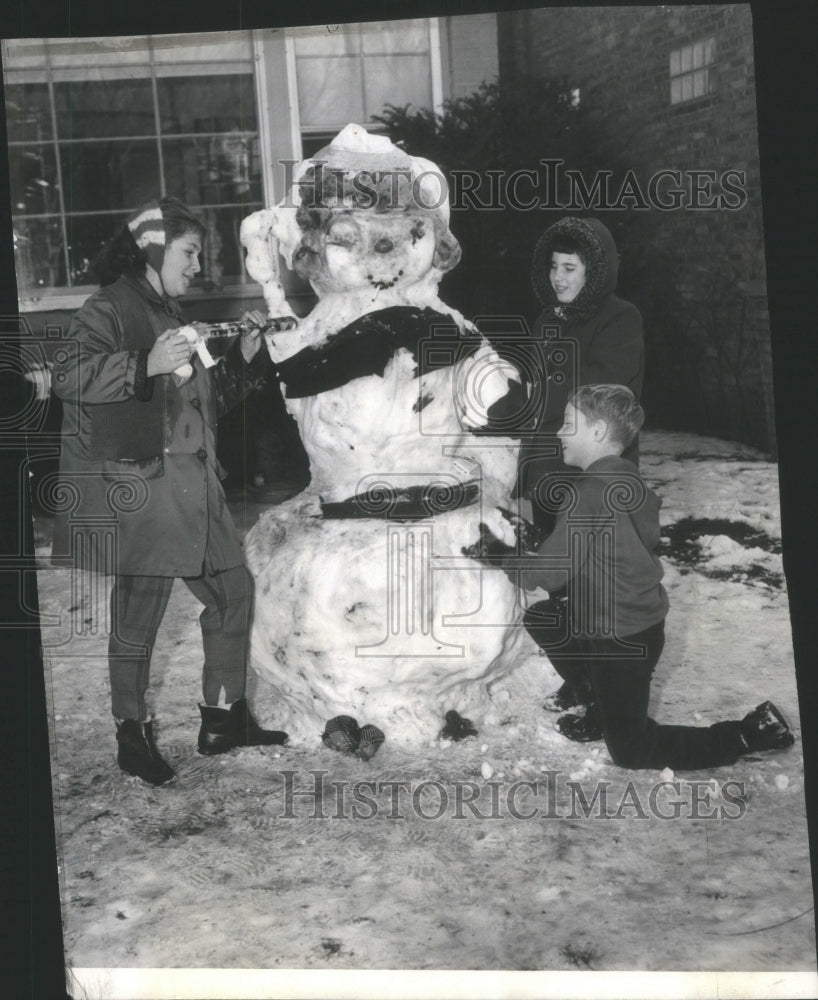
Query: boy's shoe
739 701 795 753
556 705 604 743
544 683 584 713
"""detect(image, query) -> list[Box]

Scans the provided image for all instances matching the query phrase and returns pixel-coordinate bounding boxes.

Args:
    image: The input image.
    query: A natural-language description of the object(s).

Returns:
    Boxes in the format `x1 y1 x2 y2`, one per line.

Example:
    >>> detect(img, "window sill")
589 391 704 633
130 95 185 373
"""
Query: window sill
668 93 720 115
18 280 265 313
17 280 315 314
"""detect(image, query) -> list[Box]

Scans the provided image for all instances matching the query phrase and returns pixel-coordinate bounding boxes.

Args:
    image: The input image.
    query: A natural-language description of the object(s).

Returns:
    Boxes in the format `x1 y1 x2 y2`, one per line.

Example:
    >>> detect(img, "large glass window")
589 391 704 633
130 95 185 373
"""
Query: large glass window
2 20 445 301
3 32 263 293
292 19 437 157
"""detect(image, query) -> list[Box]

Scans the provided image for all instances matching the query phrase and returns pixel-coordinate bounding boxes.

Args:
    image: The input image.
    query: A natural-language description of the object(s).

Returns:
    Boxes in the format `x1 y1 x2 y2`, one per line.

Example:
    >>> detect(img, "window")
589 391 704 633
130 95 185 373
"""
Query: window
669 37 716 105
3 32 263 293
290 19 440 157
1 18 461 306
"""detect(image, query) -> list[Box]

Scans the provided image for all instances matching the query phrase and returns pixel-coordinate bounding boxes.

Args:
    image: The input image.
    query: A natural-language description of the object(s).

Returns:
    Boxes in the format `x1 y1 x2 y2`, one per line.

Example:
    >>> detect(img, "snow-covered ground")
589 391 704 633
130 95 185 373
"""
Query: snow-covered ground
33 430 816 998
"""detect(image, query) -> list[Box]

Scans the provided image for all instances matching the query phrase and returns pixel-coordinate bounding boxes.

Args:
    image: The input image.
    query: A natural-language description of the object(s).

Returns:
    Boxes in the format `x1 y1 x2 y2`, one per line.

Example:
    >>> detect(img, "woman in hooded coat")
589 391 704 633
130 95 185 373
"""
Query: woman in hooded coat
516 217 645 531
50 197 288 786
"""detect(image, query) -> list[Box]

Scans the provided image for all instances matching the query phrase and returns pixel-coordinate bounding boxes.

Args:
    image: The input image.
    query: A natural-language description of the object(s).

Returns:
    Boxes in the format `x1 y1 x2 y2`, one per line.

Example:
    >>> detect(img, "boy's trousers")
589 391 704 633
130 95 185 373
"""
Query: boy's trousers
524 606 747 770
108 564 253 721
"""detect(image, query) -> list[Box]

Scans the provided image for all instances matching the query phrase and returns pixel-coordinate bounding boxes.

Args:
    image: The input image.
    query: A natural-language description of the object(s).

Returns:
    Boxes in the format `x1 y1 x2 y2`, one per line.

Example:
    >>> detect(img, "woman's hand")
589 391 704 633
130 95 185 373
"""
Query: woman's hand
239 309 267 363
146 329 195 377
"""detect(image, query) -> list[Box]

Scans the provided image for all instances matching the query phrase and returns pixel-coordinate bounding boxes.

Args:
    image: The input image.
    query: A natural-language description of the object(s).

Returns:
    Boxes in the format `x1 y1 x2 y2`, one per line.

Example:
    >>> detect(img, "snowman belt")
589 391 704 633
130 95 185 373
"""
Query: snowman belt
320 480 480 521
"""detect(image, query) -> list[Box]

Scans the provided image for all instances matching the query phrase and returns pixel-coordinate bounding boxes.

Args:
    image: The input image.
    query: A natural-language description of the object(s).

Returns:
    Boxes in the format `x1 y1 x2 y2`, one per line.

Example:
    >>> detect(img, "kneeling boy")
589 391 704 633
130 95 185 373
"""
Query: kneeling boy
510 384 793 770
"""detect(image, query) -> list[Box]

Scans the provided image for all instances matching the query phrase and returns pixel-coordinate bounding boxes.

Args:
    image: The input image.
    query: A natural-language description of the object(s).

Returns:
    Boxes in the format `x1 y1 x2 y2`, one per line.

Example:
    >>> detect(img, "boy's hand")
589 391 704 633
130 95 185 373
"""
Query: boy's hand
461 522 512 564
496 505 548 552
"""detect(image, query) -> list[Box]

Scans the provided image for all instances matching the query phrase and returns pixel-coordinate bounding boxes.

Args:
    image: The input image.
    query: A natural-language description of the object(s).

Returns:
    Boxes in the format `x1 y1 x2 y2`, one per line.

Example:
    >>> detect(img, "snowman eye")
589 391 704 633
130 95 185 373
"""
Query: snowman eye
325 221 359 248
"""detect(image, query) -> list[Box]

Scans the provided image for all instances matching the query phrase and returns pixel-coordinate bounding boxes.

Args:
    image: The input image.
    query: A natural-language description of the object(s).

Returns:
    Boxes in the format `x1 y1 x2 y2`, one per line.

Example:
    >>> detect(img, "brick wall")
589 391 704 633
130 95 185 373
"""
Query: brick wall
498 5 776 454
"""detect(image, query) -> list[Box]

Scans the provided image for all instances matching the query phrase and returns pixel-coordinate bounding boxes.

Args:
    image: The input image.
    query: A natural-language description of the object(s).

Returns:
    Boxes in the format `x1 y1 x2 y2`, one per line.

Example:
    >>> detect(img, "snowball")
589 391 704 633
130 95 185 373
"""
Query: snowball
775 774 789 791
481 762 494 780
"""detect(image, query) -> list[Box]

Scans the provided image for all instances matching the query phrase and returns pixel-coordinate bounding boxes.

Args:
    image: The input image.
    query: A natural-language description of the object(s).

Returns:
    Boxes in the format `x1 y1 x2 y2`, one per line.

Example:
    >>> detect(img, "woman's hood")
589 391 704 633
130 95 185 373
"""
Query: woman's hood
531 217 620 317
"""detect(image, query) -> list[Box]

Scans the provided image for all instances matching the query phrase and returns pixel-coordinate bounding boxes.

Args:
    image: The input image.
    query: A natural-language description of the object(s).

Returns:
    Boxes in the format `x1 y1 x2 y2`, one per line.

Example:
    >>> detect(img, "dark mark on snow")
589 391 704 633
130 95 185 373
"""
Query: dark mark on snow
659 517 783 588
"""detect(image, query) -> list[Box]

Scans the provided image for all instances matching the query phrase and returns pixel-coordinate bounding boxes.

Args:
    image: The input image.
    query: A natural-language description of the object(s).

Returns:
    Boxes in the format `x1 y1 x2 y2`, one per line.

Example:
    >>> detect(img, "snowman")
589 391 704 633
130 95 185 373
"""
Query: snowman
240 125 528 748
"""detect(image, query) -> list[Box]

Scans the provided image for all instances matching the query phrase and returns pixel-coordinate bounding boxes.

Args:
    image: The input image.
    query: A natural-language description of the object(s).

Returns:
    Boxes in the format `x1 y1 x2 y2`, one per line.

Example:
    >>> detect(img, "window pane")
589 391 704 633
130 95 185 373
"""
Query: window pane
54 80 156 139
13 216 67 289
4 83 54 142
706 37 716 64
158 75 257 134
669 50 680 76
681 74 693 102
65 212 130 284
693 69 705 98
670 78 682 104
364 55 433 117
692 41 704 69
361 19 429 54
8 145 60 215
198 204 264 282
297 56 364 127
681 45 693 73
162 135 262 206
59 140 160 212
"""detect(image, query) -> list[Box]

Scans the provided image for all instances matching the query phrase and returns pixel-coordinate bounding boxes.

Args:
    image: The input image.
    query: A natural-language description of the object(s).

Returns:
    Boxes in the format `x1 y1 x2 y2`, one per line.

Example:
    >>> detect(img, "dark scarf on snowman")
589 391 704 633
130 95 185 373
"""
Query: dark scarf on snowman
531 216 620 324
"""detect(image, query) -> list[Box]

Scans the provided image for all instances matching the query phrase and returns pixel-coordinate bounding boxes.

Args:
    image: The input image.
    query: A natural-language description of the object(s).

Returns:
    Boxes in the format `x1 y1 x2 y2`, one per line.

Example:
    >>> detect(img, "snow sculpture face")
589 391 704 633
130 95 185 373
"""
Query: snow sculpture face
240 124 465 325
292 206 439 295
269 125 460 302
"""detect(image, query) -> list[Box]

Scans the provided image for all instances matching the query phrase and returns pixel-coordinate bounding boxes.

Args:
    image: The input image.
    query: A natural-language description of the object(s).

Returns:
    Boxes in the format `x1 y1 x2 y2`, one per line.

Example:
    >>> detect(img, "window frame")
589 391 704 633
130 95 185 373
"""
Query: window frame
669 36 717 107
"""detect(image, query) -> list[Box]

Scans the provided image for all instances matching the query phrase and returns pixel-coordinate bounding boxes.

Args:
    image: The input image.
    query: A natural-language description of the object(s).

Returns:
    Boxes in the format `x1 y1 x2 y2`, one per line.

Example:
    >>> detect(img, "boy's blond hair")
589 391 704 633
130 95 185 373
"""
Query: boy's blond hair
570 384 645 448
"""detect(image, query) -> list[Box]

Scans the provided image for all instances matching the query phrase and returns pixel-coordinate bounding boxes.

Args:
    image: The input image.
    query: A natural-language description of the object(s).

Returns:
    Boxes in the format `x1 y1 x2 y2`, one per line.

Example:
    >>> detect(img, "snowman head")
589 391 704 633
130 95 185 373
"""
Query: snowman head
277 125 460 297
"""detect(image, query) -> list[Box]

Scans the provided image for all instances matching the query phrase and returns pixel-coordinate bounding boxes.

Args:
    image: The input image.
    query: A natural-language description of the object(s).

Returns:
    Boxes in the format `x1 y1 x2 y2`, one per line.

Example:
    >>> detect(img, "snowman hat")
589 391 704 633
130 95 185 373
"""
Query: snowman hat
306 124 452 224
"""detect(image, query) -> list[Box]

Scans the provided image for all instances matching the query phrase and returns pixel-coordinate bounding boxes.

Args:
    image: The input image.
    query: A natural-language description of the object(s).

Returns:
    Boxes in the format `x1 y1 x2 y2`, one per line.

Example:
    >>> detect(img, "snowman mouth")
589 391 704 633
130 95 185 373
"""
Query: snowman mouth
368 270 404 290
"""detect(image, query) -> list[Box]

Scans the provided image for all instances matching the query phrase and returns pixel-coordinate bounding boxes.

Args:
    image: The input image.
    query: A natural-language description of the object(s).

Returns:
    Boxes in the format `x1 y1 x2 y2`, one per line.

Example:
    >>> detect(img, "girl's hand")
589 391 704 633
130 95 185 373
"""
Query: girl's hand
239 309 267 362
147 329 195 376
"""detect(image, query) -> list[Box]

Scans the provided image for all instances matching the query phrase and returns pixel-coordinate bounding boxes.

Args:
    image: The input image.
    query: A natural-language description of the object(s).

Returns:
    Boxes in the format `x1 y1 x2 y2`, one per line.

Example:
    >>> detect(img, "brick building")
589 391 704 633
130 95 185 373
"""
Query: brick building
498 4 775 453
